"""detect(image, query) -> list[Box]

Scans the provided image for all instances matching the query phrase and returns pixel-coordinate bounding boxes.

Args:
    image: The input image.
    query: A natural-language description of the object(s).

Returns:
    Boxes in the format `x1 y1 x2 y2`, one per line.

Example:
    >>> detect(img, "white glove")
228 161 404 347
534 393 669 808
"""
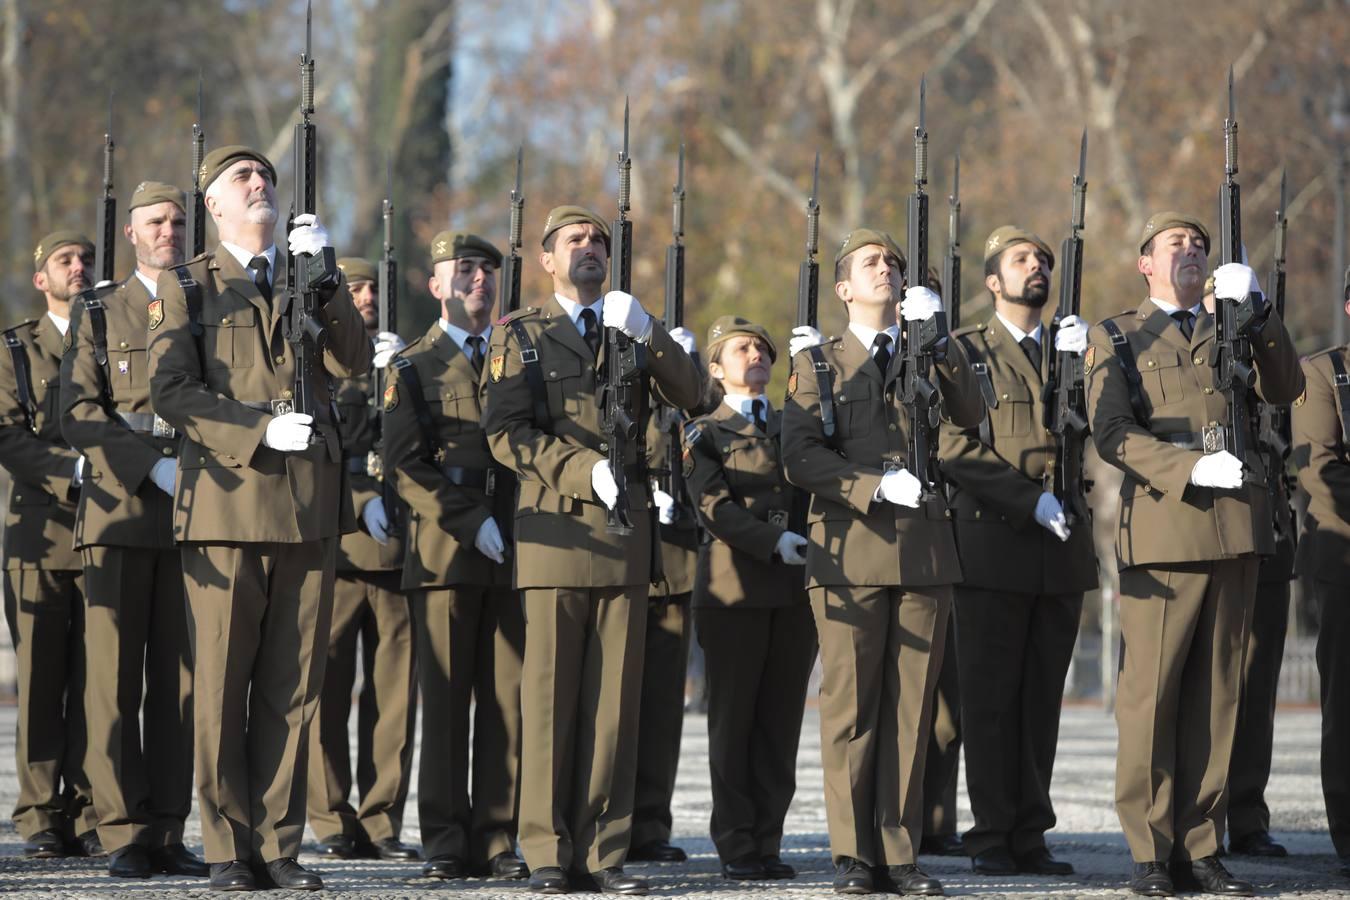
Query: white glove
900 286 943 322
789 325 825 358
372 330 406 369
1054 315 1089 355
1033 492 1071 542
877 468 923 508
653 487 677 525
1190 450 1244 490
774 531 809 565
601 290 652 339
1213 262 1260 301
73 455 86 486
361 496 390 545
474 516 506 563
149 457 177 496
287 213 331 257
263 412 314 452
591 459 619 509
669 326 697 356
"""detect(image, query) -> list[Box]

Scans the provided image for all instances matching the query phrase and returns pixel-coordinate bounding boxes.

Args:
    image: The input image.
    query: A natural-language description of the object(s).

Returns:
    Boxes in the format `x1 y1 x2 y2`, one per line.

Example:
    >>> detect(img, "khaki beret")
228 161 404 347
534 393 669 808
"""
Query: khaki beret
833 228 907 273
336 257 377 284
706 315 778 363
1139 211 1211 255
128 180 186 214
541 205 611 251
33 230 93 272
983 225 1055 269
198 145 276 191
430 231 503 267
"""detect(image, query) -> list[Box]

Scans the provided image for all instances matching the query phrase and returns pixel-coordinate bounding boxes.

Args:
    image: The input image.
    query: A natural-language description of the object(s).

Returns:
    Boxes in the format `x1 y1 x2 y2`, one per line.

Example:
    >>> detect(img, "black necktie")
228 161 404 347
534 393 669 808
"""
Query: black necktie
466 335 485 374
247 255 272 302
1019 335 1042 372
872 333 893 376
750 399 766 433
579 308 601 359
1172 309 1195 341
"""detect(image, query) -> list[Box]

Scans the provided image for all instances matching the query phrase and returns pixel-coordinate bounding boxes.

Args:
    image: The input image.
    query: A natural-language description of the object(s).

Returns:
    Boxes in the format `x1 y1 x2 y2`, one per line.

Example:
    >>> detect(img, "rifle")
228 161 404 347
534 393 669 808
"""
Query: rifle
1258 169 1295 539
902 77 947 500
187 74 207 258
499 147 524 317
375 159 401 534
94 91 116 284
658 144 688 521
942 154 961 328
788 152 822 535
1044 130 1092 526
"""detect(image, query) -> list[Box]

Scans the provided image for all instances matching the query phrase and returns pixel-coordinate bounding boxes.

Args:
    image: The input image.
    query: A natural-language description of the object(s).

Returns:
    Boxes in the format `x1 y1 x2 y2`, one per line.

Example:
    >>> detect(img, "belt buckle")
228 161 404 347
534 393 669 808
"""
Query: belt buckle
485 469 497 497
971 362 989 375
520 348 539 364
366 450 383 479
767 509 788 527
1201 425 1224 454
271 399 294 416
883 459 903 475
1335 373 1350 387
152 415 176 439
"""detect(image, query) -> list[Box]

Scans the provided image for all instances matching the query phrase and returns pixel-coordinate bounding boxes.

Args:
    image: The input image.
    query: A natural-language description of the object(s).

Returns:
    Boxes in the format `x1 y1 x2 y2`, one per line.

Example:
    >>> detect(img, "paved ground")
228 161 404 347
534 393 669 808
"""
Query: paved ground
0 704 1345 897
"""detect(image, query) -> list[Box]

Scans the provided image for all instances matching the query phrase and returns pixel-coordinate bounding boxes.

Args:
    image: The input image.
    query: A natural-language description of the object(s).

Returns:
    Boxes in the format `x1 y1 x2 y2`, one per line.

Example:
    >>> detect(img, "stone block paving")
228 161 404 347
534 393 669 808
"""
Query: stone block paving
0 705 1345 897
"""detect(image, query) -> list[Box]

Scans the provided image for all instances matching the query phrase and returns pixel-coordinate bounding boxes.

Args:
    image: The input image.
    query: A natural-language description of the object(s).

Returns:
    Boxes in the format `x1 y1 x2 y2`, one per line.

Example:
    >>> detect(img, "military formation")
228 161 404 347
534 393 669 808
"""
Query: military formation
2 49 1349 900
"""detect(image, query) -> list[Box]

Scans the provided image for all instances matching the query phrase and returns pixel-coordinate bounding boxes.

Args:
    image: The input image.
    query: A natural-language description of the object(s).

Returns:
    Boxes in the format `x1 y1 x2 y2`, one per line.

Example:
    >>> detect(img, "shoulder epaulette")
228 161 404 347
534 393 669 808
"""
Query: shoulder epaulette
1307 346 1343 361
951 322 986 338
2 318 38 336
683 421 705 445
494 306 539 327
1106 308 1136 320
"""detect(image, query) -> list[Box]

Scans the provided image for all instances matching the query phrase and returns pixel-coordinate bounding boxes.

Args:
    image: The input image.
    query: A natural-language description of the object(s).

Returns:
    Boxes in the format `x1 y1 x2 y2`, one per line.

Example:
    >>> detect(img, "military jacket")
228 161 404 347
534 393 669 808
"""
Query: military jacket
383 320 509 591
0 315 80 570
939 316 1098 595
1085 298 1302 567
648 401 700 598
147 246 371 544
781 329 985 588
334 368 404 573
1293 346 1350 586
481 296 702 590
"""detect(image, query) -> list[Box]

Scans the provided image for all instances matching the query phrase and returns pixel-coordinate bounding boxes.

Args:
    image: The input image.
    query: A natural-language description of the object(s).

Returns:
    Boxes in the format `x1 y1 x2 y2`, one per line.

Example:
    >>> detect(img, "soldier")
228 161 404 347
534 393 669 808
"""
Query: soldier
305 256 419 863
1291 266 1350 880
1084 213 1302 897
0 231 99 859
684 316 817 881
481 206 701 895
939 226 1098 875
382 231 527 881
59 183 206 879
783 229 984 896
147 146 372 892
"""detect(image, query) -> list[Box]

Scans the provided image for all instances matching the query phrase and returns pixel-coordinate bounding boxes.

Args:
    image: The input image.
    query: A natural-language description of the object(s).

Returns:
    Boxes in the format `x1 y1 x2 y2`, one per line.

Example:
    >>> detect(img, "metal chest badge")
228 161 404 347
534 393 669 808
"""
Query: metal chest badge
1083 345 1095 375
383 383 399 412
148 299 164 331
490 354 505 382
118 359 129 376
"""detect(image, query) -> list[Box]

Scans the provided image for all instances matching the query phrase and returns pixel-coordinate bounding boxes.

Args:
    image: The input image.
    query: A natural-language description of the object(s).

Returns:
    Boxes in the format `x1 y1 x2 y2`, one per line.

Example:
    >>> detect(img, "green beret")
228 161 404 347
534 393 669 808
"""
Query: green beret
128 180 186 214
833 228 907 273
336 257 377 284
706 315 778 363
983 225 1055 269
430 231 503 267
541 205 611 251
198 145 277 192
1139 211 1211 255
33 230 93 272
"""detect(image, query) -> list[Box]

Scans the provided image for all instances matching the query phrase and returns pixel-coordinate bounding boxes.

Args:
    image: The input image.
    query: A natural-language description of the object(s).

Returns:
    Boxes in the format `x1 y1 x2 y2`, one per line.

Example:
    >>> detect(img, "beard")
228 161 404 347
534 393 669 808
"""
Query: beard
135 240 182 269
1003 275 1050 308
246 200 278 225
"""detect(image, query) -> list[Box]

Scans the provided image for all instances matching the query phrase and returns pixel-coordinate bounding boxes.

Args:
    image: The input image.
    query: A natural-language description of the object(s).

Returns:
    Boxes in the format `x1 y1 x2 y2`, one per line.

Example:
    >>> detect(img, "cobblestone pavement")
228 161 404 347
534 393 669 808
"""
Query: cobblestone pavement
0 704 1345 897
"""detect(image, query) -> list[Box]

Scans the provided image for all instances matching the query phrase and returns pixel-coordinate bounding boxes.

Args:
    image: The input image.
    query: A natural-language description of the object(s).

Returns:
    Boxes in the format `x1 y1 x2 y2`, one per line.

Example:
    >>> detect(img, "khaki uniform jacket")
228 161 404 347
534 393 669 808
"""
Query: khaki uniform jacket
1085 298 1302 567
481 296 702 589
60 277 177 550
685 401 802 607
1293 347 1350 586
0 315 80 570
648 408 698 597
147 246 372 543
383 320 508 590
782 329 985 588
939 316 1098 595
334 369 404 572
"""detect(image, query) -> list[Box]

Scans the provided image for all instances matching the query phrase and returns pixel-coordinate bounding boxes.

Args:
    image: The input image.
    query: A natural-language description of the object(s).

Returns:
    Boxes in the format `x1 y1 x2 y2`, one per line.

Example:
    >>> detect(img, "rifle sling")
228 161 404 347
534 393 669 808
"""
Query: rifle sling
808 346 837 443
508 319 550 427
956 334 997 447
1101 319 1149 427
391 357 445 461
81 292 112 402
1329 352 1350 446
3 328 37 433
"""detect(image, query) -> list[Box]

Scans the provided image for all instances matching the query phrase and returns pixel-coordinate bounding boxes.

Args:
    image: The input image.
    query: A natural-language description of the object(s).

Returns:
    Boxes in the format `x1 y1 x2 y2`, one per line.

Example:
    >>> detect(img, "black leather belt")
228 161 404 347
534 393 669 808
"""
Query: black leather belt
440 465 495 495
345 456 366 474
116 411 176 438
240 399 296 415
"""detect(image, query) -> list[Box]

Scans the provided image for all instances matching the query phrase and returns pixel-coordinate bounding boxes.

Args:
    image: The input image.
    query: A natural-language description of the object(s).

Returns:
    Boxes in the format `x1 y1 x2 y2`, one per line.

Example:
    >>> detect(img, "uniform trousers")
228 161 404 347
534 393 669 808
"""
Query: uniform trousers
922 625 961 841
1314 580 1350 857
631 595 691 849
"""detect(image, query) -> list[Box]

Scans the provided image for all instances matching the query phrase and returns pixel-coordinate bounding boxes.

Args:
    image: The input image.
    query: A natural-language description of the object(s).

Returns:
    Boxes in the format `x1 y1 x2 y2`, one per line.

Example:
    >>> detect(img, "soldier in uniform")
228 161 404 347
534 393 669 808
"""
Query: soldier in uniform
1084 213 1302 897
939 226 1098 876
59 183 207 879
481 206 701 895
1291 266 1350 879
147 146 372 892
305 256 419 863
782 229 984 896
382 231 528 881
684 316 817 881
0 231 99 859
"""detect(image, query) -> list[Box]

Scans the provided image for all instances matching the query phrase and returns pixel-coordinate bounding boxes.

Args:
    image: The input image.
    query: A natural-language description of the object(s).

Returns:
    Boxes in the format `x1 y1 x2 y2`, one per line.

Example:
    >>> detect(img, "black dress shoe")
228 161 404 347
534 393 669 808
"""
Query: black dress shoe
833 856 873 894
488 850 530 879
888 863 944 895
73 830 106 858
1130 861 1174 897
761 854 796 879
23 828 67 858
971 846 1018 875
589 866 648 894
721 855 766 880
1173 856 1253 896
314 834 356 858
422 854 467 879
1228 831 1287 858
918 834 965 856
528 865 569 893
1015 847 1075 875
260 858 322 891
108 844 152 878
627 839 687 862
373 837 421 861
209 860 256 892
150 843 210 877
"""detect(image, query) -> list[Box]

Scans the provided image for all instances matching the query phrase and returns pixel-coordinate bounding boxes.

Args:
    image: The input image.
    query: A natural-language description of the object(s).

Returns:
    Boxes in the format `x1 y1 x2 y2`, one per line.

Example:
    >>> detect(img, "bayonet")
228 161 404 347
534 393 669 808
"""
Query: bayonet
188 73 207 257
500 146 525 316
94 91 116 283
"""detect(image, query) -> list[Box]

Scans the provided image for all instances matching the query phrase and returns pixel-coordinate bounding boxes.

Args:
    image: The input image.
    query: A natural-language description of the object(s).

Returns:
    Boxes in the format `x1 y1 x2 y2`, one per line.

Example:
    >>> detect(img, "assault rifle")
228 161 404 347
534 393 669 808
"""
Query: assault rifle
375 159 401 534
1258 170 1295 539
187 75 207 258
788 153 822 535
942 154 961 327
499 147 524 316
657 145 688 521
94 91 116 284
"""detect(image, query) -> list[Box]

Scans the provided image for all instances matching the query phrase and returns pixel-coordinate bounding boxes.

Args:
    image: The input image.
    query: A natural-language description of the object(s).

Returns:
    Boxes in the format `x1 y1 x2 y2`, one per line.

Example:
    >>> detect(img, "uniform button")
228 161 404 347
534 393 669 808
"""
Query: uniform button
162 446 174 456
1194 356 1204 365
1001 392 1010 399
548 371 557 377
655 350 664 358
837 394 846 402
220 317 230 325
198 457 206 464
975 510 982 519
945 509 952 518
39 378 47 386
1204 387 1214 395
275 355 285 364
118 340 128 349
599 442 609 451
281 389 293 400
889 423 897 431
1146 360 1156 368
773 485 782 493
12 495 19 502
1267 340 1276 348
331 318 340 325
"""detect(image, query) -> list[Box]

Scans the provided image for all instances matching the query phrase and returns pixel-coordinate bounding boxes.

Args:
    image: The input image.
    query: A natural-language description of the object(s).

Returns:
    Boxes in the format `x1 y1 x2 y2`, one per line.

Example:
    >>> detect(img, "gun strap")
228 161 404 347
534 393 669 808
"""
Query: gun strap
391 357 445 461
507 319 549 427
1329 352 1350 446
808 346 838 443
957 334 997 446
172 265 205 339
1101 319 1149 427
3 328 36 433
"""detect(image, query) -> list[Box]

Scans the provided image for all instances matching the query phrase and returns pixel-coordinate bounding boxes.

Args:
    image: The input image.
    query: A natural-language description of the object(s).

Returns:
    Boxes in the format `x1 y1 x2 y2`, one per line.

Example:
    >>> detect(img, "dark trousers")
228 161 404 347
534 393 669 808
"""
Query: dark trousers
1315 580 1350 857
631 596 691 848
1226 577 1289 842
922 624 961 839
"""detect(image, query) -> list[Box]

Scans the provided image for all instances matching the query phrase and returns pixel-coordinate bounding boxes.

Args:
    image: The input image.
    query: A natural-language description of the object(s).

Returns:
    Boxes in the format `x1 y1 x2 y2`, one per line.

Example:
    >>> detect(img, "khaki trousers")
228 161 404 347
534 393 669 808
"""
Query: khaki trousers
181 538 336 864
82 546 193 851
631 595 691 848
1314 580 1350 857
810 584 950 867
922 623 961 839
1115 559 1256 863
412 585 525 864
517 586 647 873
306 571 417 844
1226 576 1289 842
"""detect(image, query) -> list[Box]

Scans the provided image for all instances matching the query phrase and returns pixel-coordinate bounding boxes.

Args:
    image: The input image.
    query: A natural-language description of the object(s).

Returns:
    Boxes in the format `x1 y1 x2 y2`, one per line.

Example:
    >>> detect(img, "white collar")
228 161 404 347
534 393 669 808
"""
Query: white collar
1149 296 1203 317
995 312 1043 344
219 242 277 282
46 310 69 335
438 318 491 351
134 269 160 297
846 321 900 354
722 392 770 421
554 293 603 334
